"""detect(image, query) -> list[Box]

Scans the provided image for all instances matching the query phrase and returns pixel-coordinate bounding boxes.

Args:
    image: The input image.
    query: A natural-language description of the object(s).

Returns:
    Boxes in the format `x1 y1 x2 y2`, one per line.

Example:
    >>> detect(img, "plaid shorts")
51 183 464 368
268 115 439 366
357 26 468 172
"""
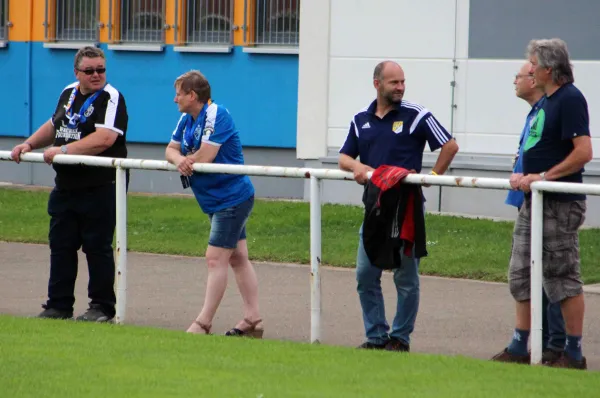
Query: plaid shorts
509 197 586 303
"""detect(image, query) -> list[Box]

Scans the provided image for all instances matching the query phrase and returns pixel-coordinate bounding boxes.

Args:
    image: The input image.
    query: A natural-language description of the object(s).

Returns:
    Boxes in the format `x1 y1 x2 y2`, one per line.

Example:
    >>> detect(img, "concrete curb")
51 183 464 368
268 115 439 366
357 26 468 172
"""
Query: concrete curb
584 284 600 295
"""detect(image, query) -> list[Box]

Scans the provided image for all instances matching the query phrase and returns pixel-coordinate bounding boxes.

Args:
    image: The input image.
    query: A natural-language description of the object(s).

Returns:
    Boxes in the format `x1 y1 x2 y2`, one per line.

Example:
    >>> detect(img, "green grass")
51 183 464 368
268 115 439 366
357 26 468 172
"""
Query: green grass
1 315 598 397
1 187 600 283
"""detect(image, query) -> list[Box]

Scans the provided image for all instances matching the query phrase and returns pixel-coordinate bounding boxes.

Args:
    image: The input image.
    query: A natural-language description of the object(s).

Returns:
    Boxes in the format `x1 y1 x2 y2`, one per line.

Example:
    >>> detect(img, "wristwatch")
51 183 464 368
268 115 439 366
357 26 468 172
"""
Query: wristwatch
539 172 546 180
60 145 68 154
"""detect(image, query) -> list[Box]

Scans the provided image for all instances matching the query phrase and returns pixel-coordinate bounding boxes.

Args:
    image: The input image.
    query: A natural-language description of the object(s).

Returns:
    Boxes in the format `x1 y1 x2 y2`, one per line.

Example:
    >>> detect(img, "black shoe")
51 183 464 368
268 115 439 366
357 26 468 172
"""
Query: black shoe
37 307 73 320
76 306 114 323
491 347 530 364
546 352 587 370
385 338 410 352
357 341 387 350
541 348 563 365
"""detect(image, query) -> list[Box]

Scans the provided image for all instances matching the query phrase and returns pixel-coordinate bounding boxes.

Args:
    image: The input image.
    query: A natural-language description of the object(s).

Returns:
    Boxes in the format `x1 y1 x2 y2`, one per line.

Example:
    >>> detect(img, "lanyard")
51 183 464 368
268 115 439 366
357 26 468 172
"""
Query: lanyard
64 84 104 127
182 114 204 154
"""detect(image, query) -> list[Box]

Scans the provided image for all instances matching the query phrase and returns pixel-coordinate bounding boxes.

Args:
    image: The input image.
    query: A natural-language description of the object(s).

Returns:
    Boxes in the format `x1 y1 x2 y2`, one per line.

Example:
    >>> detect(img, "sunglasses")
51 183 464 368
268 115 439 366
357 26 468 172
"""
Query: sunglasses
77 67 106 76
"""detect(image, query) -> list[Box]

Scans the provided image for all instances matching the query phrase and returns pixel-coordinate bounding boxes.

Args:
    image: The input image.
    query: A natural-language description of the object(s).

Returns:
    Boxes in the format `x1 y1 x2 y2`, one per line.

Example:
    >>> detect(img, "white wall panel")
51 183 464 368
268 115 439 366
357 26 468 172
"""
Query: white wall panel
296 0 331 159
328 128 351 149
455 60 600 155
330 0 457 59
571 62 600 140
327 58 455 148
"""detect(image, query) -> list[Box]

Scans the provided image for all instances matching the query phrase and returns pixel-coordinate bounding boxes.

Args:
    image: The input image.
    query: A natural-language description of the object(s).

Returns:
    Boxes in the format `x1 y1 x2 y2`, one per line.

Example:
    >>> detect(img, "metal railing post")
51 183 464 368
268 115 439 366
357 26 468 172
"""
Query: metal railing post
310 176 322 344
115 166 128 324
530 187 544 364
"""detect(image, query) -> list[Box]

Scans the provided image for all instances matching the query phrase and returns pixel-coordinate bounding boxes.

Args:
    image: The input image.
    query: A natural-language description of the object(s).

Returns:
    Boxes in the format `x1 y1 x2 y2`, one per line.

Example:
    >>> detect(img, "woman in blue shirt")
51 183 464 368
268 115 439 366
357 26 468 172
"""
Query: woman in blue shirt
165 70 263 338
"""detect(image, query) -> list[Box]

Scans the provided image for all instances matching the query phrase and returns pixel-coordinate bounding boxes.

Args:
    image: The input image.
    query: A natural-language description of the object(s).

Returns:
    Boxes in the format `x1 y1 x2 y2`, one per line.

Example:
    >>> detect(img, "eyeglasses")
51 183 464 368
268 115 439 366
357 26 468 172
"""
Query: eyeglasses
515 74 533 80
77 67 106 76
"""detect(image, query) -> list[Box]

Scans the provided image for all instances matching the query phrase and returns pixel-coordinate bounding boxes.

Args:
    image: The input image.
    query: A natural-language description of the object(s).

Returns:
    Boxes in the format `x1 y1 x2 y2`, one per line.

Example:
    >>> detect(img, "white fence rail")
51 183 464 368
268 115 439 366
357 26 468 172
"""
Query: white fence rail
2 150 600 366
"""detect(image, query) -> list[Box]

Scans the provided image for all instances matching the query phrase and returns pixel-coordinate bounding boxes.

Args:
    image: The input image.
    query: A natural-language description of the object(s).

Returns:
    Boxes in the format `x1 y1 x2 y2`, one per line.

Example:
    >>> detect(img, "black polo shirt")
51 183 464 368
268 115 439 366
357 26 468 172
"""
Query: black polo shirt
51 82 128 190
339 99 453 171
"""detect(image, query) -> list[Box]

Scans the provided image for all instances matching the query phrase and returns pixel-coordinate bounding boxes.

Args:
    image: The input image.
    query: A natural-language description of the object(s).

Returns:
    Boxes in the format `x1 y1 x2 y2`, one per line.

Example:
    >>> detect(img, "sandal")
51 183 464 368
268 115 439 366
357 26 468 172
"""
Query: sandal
225 318 264 339
187 320 212 335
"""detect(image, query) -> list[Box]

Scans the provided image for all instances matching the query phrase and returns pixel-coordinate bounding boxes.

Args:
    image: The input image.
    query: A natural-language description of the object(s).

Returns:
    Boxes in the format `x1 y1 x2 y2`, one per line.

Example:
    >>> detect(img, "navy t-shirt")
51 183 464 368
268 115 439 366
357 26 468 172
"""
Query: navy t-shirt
522 83 590 201
339 100 453 171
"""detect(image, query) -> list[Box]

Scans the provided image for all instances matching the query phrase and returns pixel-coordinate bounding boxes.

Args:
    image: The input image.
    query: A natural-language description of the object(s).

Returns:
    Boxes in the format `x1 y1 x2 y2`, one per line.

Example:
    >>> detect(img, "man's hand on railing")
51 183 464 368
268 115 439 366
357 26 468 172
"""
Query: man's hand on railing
509 173 524 190
10 143 32 164
519 173 542 193
43 147 63 164
353 164 374 185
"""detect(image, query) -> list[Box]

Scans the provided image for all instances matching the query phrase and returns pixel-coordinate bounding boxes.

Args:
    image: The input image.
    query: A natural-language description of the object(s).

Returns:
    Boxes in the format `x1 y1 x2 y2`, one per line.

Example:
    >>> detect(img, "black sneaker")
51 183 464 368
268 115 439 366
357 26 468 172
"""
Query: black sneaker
37 307 73 320
76 306 114 323
357 341 387 350
385 338 410 352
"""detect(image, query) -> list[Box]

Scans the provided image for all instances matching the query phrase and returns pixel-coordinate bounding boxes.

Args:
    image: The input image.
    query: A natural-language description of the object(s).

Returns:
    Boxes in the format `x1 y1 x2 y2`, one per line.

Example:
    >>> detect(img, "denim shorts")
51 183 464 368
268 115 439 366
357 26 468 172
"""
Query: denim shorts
207 196 254 249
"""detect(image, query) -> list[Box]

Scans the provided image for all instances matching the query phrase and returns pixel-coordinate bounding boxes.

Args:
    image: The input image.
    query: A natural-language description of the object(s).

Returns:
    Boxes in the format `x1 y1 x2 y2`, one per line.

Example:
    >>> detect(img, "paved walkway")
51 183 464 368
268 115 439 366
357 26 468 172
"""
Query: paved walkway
1 242 599 369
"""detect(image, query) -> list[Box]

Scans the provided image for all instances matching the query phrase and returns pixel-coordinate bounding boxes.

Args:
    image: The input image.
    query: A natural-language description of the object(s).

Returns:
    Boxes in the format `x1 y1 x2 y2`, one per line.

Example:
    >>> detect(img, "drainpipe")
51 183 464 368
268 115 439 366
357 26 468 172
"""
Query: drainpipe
26 0 34 184
441 0 461 212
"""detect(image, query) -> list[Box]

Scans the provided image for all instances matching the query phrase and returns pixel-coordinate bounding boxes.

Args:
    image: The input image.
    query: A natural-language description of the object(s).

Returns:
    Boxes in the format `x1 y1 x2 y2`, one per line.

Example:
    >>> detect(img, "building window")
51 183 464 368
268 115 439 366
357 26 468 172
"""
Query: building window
118 0 166 44
246 0 299 47
45 0 100 42
179 0 233 46
0 0 7 42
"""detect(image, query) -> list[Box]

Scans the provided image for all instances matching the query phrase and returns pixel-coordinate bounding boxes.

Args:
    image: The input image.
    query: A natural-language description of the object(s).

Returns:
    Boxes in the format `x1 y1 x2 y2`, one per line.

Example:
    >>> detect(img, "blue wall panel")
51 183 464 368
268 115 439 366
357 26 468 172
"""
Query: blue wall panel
2 43 299 148
0 43 29 137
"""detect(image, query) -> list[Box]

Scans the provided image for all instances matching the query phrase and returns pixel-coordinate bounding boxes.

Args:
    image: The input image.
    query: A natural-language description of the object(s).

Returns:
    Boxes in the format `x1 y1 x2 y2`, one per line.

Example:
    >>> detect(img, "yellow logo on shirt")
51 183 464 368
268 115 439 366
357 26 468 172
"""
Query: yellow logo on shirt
392 121 404 134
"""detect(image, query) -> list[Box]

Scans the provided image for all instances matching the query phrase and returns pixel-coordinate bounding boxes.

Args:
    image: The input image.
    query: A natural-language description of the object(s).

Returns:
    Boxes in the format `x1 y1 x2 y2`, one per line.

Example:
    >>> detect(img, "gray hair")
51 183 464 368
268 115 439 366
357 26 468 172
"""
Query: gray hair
74 46 105 69
526 38 574 85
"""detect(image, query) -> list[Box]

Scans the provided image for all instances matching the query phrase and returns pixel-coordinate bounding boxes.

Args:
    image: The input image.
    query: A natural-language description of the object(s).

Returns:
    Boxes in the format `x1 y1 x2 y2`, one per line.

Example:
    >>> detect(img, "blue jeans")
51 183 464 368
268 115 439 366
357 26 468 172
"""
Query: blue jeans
356 225 420 345
543 289 566 351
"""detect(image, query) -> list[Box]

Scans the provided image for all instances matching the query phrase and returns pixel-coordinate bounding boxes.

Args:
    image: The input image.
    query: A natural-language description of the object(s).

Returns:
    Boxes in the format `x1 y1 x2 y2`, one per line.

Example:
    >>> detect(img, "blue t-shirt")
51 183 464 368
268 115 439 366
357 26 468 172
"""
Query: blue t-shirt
522 83 590 201
170 102 254 214
339 99 453 171
505 97 546 208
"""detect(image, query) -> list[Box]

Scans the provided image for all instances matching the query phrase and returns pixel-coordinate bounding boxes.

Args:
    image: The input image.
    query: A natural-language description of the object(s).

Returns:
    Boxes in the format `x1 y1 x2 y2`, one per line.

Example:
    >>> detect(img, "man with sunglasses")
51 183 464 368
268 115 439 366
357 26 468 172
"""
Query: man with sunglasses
10 46 128 323
495 61 566 365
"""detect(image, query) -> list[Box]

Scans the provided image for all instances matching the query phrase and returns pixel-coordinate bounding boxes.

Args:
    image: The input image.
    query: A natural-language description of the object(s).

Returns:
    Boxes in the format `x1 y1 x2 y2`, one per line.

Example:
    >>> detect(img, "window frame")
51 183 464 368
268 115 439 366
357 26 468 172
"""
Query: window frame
173 0 234 53
108 0 167 52
242 0 299 54
43 0 101 49
0 0 8 45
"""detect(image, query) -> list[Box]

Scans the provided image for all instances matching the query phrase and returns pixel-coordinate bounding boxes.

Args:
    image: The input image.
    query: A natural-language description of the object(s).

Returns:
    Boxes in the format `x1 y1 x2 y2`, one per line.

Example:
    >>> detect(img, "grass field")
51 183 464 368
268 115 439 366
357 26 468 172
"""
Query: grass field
1 315 599 398
2 187 600 283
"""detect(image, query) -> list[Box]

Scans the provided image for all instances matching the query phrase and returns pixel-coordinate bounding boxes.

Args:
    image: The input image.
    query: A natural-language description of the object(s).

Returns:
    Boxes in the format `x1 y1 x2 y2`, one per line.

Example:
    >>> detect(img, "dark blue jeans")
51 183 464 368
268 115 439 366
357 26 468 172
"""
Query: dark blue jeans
513 206 565 351
543 289 566 351
45 183 117 316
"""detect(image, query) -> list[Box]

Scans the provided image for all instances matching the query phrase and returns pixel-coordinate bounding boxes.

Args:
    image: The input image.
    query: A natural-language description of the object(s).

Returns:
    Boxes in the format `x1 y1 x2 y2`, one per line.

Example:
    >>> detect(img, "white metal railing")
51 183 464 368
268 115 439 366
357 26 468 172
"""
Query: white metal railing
2 150 600 366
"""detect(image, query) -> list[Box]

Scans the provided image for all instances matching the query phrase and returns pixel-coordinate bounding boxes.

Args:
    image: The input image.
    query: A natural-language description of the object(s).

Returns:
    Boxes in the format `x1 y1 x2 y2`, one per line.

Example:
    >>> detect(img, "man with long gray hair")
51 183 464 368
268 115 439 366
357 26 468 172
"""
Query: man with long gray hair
492 39 592 370
504 61 566 366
